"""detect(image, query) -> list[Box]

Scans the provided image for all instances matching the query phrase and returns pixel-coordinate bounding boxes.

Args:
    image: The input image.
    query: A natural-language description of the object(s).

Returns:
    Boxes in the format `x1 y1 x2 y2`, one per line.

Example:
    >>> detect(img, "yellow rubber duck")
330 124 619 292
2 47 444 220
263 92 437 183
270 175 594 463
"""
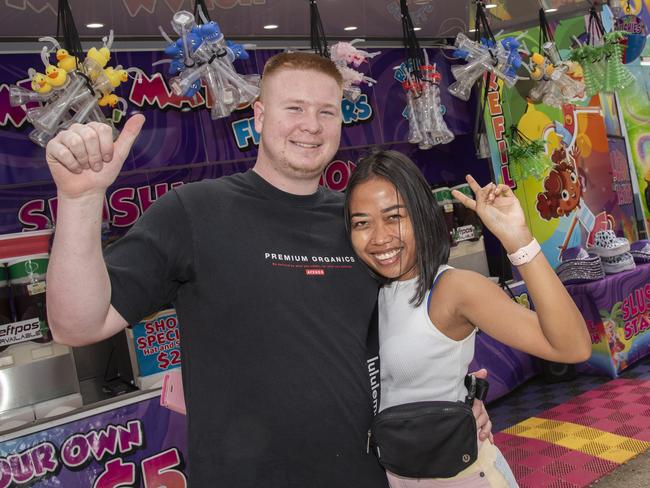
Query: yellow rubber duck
98 93 119 107
55 49 79 73
104 67 129 88
30 72 52 94
44 64 67 88
86 46 111 69
530 53 545 81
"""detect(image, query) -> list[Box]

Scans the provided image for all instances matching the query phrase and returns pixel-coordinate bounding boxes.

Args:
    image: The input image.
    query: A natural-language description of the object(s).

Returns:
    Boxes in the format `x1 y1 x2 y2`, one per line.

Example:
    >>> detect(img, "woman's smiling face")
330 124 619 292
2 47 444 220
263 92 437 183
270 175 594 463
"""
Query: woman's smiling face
348 177 417 281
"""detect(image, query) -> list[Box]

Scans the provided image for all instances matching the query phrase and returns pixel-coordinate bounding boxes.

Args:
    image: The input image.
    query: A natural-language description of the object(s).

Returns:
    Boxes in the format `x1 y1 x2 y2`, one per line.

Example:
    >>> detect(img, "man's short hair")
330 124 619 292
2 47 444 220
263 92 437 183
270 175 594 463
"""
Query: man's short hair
259 52 343 99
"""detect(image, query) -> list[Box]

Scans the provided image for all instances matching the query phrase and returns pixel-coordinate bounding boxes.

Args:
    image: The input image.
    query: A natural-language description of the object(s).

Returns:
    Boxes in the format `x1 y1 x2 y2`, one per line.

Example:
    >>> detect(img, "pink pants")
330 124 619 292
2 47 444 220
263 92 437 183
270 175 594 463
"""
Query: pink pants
386 441 518 488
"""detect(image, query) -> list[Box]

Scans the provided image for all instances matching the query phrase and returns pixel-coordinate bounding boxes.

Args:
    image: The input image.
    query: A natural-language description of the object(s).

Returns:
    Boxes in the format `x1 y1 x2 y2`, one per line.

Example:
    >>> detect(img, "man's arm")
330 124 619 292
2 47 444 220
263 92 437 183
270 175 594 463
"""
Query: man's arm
45 116 145 346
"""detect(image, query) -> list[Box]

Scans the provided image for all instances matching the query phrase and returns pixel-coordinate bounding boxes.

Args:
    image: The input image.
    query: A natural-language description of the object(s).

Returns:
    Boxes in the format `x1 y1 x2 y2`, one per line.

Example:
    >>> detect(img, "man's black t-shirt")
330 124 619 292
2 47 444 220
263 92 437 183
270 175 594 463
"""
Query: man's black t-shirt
105 170 387 487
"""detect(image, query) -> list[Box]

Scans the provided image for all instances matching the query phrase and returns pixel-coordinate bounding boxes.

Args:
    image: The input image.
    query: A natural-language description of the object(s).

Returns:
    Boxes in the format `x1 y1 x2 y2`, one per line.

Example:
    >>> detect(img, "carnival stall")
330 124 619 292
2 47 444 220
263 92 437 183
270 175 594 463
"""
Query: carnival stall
0 0 648 485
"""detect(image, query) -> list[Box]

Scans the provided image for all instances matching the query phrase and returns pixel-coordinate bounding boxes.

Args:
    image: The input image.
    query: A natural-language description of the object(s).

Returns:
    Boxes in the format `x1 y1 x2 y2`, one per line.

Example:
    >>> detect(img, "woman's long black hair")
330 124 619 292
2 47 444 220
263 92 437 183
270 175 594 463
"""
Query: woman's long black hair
344 150 450 306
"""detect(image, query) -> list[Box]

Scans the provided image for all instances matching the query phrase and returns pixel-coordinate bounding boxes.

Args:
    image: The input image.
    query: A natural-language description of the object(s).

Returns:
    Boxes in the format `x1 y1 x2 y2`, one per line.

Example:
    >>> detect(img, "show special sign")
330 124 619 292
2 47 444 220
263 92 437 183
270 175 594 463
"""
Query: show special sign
132 309 182 377
0 394 187 487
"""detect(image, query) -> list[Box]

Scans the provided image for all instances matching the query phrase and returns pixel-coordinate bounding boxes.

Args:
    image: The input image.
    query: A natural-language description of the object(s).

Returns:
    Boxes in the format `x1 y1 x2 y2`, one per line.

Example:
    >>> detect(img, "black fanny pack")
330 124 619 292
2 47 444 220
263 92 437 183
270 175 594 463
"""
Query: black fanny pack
368 374 489 479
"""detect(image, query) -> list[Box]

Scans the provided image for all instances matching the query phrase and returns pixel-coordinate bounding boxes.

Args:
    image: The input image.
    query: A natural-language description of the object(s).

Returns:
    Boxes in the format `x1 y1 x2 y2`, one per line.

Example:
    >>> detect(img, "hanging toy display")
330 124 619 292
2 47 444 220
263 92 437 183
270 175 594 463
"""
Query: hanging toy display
329 39 380 101
305 1 379 103
448 2 524 102
156 8 259 119
506 125 553 181
448 33 524 101
570 36 634 96
398 0 454 149
528 52 554 103
8 31 141 147
526 9 584 107
402 56 455 150
603 30 636 92
568 43 604 98
568 5 635 97
614 3 647 64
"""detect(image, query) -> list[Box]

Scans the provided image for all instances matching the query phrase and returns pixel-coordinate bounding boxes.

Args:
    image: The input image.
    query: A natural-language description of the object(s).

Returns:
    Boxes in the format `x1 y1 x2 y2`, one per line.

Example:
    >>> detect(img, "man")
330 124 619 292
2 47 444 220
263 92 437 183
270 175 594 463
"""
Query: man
45 52 490 487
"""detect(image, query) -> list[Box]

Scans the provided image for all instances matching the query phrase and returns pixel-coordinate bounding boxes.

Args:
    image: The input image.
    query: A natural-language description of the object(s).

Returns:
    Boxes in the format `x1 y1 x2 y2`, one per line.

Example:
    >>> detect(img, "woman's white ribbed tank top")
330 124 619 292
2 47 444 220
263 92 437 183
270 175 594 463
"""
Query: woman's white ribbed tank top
378 265 477 412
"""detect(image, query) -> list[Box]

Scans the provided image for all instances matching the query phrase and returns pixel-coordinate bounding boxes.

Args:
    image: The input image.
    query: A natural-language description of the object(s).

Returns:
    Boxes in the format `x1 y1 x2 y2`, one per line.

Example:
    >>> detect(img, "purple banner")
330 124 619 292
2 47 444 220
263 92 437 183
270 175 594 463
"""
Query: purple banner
0 394 187 488
569 263 650 378
0 49 479 236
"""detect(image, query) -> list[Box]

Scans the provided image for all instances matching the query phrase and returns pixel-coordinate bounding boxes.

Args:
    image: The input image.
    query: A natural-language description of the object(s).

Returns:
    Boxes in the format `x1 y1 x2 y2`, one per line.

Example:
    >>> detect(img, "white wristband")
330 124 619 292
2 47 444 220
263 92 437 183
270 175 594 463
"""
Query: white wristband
507 238 541 266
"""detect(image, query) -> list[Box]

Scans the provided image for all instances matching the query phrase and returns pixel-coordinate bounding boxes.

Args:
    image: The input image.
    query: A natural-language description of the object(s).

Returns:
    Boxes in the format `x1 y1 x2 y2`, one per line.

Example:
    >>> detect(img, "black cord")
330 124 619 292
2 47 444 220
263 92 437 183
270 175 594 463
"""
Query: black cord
538 8 555 50
56 0 83 71
474 2 496 43
310 0 329 58
474 1 497 64
77 71 96 96
400 0 425 81
194 0 212 22
587 5 605 45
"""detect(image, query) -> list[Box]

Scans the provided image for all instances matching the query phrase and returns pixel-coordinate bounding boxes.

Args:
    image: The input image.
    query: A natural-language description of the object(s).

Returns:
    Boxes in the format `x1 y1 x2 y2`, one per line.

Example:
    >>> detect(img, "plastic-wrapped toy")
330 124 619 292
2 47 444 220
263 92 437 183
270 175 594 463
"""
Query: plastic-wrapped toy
448 33 524 101
329 39 380 101
569 43 604 97
402 56 454 150
448 49 491 101
499 36 524 80
603 31 635 92
527 43 584 107
156 10 260 120
569 31 633 97
9 30 141 147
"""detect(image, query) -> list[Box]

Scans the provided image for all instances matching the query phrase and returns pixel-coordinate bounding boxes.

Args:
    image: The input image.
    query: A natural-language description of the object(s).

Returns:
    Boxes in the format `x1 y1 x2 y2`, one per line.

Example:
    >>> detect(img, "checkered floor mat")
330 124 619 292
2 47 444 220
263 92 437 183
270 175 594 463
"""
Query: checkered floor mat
496 432 619 487
490 357 650 487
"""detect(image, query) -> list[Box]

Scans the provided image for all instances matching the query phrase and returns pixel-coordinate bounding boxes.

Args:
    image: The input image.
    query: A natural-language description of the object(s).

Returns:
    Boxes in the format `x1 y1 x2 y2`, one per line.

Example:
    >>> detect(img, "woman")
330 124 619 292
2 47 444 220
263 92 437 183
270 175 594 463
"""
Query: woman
344 150 591 487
